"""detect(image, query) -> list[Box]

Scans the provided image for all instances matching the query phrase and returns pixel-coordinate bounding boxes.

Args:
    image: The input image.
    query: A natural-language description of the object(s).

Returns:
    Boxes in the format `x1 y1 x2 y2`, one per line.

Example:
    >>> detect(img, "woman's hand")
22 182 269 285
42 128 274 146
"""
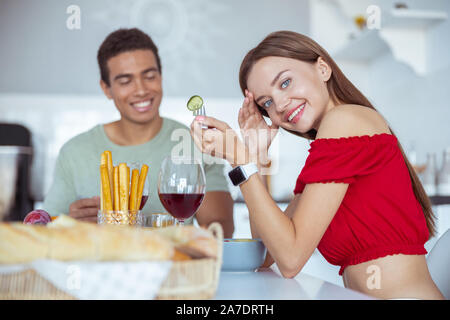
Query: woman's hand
190 116 249 167
238 90 279 164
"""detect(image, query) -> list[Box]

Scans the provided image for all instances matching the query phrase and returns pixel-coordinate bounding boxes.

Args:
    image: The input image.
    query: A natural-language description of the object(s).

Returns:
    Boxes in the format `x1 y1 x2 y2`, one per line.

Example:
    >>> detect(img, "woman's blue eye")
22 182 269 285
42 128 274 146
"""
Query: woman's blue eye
281 79 290 89
263 100 272 108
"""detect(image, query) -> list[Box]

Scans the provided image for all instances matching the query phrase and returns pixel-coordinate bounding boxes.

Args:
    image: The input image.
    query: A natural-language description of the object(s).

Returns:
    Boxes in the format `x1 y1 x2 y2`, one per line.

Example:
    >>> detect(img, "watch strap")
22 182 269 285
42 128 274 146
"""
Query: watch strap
242 162 258 179
228 162 258 186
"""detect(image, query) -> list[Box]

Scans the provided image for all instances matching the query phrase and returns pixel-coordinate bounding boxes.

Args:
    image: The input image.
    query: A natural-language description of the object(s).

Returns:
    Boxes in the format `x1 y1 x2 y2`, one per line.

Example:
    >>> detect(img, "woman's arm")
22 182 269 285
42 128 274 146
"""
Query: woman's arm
240 171 348 278
257 194 301 268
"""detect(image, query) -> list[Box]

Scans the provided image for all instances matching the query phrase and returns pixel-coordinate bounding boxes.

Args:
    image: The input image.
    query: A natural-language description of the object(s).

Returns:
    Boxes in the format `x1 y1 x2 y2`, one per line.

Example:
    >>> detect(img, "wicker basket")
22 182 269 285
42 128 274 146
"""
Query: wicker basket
0 223 223 300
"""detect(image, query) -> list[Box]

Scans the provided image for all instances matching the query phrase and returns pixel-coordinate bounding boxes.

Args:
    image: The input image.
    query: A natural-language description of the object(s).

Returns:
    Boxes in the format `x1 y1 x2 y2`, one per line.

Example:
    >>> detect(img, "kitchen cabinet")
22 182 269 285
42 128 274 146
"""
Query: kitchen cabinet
430 196 450 206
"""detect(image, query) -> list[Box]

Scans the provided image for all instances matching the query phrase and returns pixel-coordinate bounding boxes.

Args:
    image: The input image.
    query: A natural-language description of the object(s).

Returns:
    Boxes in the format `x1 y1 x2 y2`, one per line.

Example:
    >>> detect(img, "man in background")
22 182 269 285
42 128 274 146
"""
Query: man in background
43 28 234 237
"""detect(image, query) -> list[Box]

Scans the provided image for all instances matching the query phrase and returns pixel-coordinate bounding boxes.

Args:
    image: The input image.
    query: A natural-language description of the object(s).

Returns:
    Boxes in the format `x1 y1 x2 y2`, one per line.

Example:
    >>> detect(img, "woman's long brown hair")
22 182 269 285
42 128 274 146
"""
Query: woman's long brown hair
239 31 436 238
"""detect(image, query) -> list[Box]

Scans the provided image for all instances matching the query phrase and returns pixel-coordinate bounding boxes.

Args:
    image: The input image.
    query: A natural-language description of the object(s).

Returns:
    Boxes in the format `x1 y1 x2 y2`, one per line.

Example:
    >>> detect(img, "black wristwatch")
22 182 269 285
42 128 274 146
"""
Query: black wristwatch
228 163 258 186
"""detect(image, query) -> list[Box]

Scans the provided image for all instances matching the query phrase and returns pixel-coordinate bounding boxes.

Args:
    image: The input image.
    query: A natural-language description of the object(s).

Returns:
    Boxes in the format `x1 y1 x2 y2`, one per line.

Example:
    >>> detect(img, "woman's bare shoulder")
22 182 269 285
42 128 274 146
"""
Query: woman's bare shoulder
316 104 391 139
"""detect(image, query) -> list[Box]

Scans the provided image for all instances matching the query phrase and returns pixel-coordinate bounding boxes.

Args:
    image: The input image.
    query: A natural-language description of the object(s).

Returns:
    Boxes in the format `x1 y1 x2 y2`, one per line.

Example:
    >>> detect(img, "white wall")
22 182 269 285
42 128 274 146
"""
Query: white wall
0 0 309 97
312 0 450 165
0 0 312 203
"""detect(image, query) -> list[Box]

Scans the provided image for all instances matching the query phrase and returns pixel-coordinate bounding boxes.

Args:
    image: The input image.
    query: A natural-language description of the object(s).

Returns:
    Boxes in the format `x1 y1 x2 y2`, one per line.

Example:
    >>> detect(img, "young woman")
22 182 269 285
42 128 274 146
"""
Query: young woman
190 31 444 300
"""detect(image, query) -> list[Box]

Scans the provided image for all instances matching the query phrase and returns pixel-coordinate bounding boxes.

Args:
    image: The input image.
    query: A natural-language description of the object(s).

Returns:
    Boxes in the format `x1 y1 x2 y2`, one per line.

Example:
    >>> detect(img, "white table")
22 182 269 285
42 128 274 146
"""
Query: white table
214 266 374 300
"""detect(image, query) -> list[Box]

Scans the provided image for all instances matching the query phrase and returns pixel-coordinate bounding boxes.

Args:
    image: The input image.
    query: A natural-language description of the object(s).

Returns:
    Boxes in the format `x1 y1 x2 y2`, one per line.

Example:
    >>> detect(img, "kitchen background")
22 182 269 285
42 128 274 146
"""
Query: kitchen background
1 0 449 286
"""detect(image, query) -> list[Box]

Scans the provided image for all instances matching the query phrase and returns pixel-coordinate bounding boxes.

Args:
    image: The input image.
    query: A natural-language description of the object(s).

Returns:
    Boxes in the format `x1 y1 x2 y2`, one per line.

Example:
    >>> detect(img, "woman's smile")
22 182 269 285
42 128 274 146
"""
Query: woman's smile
286 103 306 123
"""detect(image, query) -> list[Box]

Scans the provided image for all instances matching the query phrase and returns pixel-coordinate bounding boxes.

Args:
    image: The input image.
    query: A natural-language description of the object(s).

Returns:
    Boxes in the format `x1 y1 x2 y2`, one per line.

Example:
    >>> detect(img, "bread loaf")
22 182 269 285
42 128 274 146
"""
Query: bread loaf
0 215 174 264
151 225 218 259
0 215 219 264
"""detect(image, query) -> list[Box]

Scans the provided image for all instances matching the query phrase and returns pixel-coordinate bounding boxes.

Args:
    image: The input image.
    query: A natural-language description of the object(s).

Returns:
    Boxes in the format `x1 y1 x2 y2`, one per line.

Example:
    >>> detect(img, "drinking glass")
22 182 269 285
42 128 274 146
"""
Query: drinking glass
157 156 206 226
144 212 175 228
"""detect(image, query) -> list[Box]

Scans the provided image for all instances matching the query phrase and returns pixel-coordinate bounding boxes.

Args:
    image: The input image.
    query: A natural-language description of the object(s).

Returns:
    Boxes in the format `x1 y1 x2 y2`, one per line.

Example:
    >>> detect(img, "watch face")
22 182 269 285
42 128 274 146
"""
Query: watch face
228 167 246 186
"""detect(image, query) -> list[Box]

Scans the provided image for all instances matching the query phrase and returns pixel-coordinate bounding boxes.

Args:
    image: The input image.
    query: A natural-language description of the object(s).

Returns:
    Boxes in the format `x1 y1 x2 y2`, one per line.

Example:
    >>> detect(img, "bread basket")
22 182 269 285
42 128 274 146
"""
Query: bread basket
0 223 223 300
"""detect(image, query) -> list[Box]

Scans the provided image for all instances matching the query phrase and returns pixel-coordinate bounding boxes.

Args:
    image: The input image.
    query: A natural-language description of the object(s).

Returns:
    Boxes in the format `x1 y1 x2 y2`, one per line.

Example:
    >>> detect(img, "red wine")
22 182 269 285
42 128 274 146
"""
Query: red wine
158 193 204 220
140 195 149 210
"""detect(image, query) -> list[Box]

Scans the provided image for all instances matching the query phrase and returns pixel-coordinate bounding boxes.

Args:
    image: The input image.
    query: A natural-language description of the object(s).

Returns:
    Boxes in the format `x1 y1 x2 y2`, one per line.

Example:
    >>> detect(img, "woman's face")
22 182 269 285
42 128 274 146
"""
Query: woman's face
246 56 334 134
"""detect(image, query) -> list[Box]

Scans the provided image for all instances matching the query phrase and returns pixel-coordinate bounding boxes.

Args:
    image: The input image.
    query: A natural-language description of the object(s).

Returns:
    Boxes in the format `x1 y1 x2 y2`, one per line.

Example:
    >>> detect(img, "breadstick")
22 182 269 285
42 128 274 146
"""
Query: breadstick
113 166 120 211
100 165 113 211
118 163 129 211
100 152 107 210
127 166 130 193
129 169 139 210
136 164 149 211
105 151 114 206
100 151 107 166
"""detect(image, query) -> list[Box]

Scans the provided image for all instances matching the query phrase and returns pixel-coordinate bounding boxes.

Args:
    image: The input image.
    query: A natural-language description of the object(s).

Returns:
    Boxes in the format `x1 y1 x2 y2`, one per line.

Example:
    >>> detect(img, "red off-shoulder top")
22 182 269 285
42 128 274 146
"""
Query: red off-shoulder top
293 134 429 275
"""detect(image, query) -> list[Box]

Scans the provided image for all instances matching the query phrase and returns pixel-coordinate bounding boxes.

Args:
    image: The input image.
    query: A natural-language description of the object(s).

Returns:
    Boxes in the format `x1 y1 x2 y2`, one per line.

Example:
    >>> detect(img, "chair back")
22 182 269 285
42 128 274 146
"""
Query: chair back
427 229 450 299
0 123 34 221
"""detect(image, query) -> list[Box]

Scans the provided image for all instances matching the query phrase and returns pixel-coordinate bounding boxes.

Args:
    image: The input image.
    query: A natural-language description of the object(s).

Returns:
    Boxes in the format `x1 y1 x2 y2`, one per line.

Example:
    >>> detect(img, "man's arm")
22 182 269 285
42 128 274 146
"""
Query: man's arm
195 191 234 238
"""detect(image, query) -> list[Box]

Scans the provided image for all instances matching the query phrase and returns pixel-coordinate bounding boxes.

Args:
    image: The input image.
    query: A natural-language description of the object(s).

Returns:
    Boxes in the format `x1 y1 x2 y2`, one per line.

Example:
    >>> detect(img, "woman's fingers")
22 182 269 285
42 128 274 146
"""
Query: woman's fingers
246 91 260 115
240 94 260 130
241 96 251 119
190 117 242 164
190 121 205 151
246 91 256 113
194 116 230 132
238 108 245 128
190 117 226 151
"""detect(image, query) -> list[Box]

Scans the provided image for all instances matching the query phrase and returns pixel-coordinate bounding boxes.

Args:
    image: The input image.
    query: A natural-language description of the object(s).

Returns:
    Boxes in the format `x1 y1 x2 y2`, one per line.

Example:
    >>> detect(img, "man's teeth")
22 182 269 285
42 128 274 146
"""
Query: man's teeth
132 100 151 108
288 104 305 122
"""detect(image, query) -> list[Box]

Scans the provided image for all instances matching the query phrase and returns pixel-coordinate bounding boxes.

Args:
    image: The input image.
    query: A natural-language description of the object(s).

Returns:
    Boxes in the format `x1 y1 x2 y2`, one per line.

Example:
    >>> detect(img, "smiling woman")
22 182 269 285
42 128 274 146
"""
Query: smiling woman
190 30 444 299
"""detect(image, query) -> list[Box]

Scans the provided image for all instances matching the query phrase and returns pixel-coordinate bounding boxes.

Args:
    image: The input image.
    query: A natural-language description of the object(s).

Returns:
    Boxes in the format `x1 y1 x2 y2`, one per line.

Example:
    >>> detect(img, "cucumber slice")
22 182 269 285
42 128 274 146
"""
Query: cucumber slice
187 95 204 111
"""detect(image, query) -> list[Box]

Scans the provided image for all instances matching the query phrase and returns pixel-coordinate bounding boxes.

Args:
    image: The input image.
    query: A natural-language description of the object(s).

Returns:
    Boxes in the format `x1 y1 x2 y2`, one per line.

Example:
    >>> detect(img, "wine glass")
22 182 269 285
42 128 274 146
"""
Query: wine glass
139 177 150 210
157 156 206 226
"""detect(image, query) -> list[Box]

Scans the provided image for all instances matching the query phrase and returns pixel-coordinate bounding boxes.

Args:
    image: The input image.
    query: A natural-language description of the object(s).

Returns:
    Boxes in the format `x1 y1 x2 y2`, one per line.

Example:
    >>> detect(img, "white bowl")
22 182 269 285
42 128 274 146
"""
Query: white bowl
222 238 267 272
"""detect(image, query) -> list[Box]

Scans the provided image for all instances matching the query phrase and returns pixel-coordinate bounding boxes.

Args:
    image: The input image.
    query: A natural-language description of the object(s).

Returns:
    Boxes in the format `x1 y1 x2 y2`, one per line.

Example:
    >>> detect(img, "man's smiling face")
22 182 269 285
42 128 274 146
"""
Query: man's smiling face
101 49 163 125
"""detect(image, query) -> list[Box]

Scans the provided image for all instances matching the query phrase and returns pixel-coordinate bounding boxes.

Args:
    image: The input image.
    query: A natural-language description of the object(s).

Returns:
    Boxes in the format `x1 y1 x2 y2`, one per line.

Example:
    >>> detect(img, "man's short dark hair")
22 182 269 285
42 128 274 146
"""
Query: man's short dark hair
97 28 162 86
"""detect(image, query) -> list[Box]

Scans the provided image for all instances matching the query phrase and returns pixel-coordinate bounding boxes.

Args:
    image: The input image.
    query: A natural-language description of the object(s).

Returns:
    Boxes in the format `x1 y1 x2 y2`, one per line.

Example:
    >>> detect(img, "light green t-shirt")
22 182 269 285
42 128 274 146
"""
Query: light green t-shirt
43 117 230 224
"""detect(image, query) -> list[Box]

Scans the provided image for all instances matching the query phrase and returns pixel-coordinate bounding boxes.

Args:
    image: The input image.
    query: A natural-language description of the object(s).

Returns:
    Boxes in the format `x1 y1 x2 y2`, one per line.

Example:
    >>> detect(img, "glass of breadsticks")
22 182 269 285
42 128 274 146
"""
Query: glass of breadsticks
97 151 149 226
